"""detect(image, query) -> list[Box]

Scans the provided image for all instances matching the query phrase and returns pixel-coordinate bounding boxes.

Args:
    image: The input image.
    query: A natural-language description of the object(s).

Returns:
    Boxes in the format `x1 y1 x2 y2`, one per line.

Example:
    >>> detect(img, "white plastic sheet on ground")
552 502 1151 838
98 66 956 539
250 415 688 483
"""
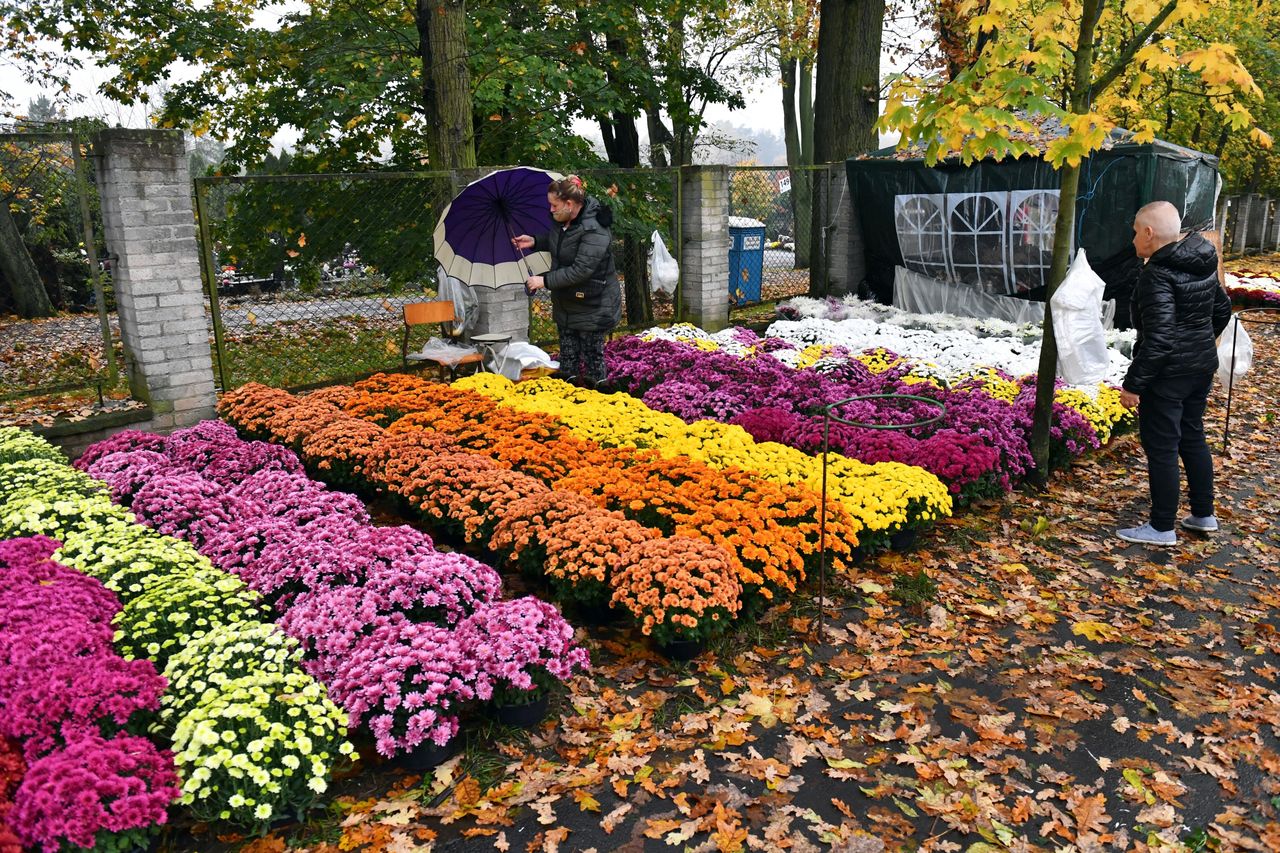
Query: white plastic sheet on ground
1051 249 1111 386
894 266 1046 326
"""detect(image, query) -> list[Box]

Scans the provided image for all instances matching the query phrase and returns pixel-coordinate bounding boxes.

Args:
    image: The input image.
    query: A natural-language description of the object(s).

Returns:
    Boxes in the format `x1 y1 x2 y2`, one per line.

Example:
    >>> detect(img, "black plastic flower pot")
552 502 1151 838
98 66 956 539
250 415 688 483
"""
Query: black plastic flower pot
493 693 550 729
396 736 461 772
572 600 619 627
655 636 707 662
889 529 919 552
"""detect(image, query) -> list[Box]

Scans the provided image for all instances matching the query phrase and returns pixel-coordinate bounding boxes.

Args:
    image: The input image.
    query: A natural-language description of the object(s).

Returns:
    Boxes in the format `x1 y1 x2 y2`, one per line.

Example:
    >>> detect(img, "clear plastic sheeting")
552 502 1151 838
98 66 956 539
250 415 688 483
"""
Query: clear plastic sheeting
1051 249 1112 385
407 337 480 367
893 266 1046 326
438 266 479 336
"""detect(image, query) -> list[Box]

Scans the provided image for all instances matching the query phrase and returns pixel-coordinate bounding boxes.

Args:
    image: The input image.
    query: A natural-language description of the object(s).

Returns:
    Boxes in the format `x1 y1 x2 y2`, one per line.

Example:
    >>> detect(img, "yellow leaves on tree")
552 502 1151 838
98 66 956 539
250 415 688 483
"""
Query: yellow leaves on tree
881 0 1268 168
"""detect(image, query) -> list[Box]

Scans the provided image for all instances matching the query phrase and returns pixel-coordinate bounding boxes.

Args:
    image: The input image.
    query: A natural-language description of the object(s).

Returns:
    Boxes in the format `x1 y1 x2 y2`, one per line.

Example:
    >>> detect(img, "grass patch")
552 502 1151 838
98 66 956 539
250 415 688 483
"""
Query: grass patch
215 317 408 390
890 569 938 610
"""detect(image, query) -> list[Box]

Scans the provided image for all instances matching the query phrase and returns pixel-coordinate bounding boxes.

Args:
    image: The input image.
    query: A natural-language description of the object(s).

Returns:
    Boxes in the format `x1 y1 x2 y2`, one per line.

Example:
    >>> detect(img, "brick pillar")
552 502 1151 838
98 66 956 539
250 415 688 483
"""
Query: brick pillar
679 165 730 331
822 164 856 296
470 285 530 342
94 129 216 430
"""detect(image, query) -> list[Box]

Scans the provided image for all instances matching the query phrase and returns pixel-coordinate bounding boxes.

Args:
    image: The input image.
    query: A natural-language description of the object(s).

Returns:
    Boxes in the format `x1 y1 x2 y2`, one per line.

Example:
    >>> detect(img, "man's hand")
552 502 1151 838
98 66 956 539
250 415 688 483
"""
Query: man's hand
1120 389 1140 410
512 234 535 251
525 275 545 292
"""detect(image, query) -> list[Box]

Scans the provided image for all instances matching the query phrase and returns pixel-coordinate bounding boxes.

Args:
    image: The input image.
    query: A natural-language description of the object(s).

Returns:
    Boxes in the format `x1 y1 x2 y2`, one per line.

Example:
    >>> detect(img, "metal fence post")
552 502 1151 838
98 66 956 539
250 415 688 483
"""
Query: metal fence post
193 179 230 392
71 135 118 385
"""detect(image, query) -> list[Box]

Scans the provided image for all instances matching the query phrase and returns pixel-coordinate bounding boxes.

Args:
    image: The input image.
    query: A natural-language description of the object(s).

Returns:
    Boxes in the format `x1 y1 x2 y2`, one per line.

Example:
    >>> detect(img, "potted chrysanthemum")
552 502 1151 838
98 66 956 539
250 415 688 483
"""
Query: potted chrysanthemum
610 536 742 661
455 598 589 728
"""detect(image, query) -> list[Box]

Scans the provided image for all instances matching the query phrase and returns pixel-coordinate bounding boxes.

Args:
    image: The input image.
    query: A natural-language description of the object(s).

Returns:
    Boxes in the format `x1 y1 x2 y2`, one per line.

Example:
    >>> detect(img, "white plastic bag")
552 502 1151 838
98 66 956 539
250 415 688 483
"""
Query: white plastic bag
437 266 478 336
1216 316 1253 390
1051 249 1110 386
493 341 558 381
648 230 679 294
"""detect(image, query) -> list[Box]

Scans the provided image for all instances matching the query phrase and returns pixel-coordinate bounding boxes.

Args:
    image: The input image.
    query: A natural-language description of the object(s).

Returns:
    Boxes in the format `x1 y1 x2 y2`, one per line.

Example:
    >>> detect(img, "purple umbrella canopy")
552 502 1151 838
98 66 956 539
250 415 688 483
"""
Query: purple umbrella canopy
433 166 564 288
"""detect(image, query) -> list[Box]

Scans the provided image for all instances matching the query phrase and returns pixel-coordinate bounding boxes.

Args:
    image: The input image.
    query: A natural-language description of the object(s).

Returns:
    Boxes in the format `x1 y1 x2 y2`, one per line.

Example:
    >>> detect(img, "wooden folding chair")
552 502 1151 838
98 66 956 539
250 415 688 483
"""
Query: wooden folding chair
402 301 483 380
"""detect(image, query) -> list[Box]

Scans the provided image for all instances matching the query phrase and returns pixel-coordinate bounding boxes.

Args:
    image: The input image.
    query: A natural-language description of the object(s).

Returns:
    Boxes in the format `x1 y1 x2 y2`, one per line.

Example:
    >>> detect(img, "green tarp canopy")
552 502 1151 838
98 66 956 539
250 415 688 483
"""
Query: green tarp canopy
846 136 1220 321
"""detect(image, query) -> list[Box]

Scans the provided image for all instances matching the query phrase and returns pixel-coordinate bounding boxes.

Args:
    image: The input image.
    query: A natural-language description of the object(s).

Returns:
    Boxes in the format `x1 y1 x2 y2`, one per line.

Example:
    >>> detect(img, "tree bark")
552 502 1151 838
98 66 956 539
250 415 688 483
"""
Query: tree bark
416 0 476 170
647 111 673 168
0 204 56 318
1029 0 1100 484
808 0 885 295
796 58 814 268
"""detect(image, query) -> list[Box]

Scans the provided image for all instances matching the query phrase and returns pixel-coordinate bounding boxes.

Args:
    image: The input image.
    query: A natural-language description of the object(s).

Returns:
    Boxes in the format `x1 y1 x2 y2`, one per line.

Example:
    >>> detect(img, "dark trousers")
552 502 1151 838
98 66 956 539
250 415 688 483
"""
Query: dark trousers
1138 372 1215 531
558 329 608 384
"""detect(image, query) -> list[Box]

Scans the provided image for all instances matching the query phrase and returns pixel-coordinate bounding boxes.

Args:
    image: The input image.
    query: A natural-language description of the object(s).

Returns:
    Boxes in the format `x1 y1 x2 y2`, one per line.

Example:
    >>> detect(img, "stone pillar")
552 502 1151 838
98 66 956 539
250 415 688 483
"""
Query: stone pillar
470 285 530 342
1259 199 1273 253
822 164 857 296
1229 194 1252 254
94 129 216 430
678 165 730 331
1269 199 1280 252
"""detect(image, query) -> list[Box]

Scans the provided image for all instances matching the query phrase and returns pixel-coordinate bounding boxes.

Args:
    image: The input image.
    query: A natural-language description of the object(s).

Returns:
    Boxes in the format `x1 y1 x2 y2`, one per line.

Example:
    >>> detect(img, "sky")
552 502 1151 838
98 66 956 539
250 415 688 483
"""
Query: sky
2 18 915 159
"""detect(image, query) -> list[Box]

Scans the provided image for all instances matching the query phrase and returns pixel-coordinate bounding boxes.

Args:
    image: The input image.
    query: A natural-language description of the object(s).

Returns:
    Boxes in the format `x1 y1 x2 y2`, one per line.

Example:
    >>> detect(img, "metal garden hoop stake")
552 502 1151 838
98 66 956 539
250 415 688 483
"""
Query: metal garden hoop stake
817 393 946 642
1221 307 1280 454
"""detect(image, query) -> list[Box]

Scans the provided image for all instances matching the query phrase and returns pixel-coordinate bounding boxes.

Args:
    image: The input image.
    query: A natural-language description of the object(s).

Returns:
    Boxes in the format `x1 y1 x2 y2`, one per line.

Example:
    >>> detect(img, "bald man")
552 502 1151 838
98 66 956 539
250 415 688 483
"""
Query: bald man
1116 201 1232 546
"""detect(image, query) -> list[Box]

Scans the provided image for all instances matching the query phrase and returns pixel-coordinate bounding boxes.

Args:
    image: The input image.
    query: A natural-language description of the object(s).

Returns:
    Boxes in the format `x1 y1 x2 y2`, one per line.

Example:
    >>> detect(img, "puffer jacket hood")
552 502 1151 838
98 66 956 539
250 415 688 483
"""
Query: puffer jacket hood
1156 231 1218 279
532 195 622 333
1122 232 1232 394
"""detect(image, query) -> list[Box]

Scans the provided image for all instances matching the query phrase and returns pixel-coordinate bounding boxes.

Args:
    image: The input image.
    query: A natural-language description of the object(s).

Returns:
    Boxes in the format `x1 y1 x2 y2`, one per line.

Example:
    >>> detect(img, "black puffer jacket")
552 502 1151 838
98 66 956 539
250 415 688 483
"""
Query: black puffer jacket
1123 232 1232 394
534 197 622 334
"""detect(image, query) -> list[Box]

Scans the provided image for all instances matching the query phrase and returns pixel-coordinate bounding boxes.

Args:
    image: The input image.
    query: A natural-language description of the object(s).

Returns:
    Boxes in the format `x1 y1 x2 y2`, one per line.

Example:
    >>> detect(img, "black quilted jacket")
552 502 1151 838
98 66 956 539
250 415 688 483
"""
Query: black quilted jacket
1122 233 1232 394
533 197 622 333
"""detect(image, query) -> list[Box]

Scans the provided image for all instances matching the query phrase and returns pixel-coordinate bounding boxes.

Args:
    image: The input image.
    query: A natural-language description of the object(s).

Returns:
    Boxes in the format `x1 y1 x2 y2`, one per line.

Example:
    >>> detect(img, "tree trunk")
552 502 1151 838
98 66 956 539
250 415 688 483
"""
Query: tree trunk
0 204 55 318
416 0 476 170
647 111 673 168
795 58 815 269
808 0 885 296
1029 0 1100 483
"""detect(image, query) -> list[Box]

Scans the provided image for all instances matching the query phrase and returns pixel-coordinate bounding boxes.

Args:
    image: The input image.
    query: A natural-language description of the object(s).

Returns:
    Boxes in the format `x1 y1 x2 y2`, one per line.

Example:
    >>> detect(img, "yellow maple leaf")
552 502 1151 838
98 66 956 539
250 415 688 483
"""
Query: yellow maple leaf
1072 620 1121 642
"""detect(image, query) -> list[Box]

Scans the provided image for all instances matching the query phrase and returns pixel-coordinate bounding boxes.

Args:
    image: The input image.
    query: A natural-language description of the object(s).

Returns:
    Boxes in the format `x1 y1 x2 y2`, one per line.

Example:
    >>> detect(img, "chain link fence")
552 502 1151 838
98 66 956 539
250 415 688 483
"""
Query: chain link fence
196 172 457 391
198 168 680 387
0 129 128 428
727 165 829 307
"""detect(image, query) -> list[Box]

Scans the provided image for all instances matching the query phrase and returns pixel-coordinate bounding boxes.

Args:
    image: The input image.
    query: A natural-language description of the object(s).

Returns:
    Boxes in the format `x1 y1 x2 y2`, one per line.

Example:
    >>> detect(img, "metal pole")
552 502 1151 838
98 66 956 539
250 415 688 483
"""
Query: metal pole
1223 315 1240 454
71 137 118 385
193 179 231 392
818 412 829 643
673 167 683 324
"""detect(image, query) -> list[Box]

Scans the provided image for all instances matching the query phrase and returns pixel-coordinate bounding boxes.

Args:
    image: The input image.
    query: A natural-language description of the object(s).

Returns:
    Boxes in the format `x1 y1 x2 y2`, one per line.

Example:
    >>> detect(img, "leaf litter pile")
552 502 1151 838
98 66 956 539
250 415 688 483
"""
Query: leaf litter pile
182 324 1280 853
0 313 142 427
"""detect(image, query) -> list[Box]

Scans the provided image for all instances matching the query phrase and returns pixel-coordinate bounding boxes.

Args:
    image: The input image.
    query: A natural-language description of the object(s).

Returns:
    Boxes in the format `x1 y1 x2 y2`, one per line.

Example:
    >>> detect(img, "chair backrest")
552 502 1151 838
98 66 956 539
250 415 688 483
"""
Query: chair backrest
403 300 458 326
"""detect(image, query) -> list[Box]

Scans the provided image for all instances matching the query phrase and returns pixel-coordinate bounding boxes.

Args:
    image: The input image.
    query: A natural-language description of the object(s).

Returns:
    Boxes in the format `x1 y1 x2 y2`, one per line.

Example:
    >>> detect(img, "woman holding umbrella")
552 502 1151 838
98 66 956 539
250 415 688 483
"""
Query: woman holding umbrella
512 175 621 388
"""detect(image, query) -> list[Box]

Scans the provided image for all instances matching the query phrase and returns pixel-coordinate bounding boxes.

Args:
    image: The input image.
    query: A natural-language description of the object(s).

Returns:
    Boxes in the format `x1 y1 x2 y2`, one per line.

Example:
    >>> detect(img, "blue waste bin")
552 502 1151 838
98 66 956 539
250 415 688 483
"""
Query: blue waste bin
728 216 766 305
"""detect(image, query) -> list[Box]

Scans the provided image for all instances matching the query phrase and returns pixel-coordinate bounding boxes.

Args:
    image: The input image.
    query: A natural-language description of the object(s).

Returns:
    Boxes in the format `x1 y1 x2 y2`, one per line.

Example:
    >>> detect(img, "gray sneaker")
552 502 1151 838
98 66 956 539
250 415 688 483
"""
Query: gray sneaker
1117 523 1177 546
1180 514 1219 532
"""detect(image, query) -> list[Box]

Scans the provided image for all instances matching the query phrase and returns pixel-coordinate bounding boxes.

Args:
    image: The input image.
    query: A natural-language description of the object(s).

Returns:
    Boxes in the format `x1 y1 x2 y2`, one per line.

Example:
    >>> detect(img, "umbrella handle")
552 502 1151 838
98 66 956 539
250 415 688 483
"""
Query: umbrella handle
506 222 534 280
506 222 541 297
